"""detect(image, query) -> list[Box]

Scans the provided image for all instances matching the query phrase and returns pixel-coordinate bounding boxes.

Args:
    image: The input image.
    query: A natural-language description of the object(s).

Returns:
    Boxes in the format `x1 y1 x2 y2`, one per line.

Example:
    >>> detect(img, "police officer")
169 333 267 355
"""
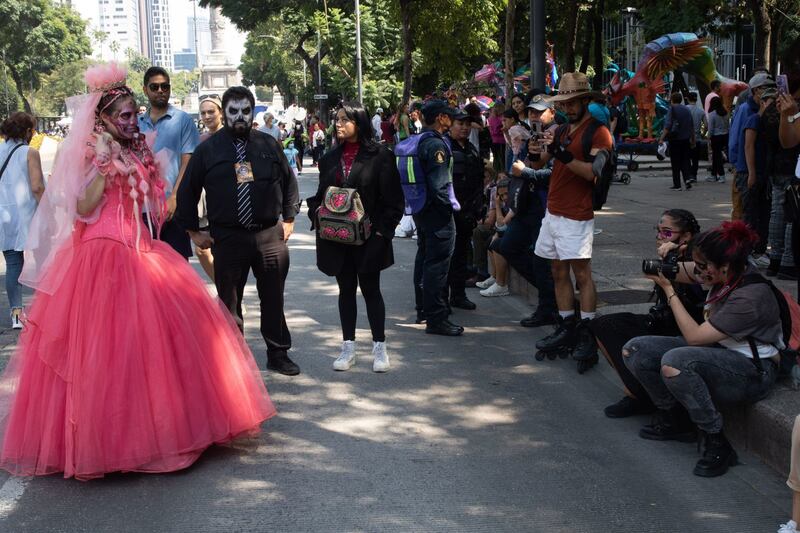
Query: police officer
447 111 485 311
176 86 301 375
413 100 464 336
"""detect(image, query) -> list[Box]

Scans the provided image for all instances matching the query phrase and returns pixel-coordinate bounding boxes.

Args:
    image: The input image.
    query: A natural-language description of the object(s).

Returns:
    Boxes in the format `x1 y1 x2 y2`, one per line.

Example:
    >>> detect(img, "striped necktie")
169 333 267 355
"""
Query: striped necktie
234 139 253 228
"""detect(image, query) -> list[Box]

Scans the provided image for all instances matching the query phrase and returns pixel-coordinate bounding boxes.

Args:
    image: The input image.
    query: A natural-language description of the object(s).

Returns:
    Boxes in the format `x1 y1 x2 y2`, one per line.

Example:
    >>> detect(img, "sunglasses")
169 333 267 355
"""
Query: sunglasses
199 93 220 101
655 226 678 239
148 82 171 92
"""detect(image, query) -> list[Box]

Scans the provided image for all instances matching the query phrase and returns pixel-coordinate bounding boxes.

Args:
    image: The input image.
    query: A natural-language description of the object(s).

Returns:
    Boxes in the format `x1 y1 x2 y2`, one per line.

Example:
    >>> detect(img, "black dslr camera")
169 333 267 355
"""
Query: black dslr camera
642 251 680 280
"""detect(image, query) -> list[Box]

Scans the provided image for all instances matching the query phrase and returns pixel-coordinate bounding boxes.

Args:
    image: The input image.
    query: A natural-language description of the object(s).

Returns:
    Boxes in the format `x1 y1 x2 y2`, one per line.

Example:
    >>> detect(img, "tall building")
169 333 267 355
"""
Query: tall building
97 0 142 59
139 0 173 71
187 15 212 61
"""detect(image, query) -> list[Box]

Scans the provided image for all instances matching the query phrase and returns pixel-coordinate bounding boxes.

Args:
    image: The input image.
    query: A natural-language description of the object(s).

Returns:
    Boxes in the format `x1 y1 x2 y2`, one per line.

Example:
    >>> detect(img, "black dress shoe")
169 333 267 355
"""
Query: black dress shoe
450 296 477 310
520 308 557 327
415 311 426 324
266 351 301 376
604 396 656 418
425 319 464 336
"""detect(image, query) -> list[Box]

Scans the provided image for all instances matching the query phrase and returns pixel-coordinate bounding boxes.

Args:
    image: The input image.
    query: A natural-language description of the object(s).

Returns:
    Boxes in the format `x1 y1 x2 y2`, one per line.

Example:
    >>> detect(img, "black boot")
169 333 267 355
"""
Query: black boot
639 406 696 442
520 307 557 328
425 319 464 336
266 350 300 376
766 258 781 277
450 295 477 310
694 430 738 477
572 318 598 361
535 315 576 351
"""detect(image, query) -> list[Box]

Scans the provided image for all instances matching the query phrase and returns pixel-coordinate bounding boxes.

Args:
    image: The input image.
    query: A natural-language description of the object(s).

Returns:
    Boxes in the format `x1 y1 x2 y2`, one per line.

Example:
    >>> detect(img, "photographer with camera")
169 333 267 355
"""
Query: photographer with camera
622 220 782 478
589 209 704 418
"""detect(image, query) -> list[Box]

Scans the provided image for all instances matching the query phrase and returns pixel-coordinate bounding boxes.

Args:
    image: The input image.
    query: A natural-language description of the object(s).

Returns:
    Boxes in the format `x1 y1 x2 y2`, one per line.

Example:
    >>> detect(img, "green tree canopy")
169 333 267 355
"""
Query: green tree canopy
0 0 91 113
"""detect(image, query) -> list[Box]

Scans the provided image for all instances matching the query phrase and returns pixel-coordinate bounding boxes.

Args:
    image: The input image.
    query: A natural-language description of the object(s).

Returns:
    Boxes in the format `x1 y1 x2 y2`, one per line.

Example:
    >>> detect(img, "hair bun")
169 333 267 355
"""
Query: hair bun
719 220 759 248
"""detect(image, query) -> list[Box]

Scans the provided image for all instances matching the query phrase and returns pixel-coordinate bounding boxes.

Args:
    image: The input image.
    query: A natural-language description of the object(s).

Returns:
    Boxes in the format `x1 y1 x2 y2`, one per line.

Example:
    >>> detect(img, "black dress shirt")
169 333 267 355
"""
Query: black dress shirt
176 128 300 234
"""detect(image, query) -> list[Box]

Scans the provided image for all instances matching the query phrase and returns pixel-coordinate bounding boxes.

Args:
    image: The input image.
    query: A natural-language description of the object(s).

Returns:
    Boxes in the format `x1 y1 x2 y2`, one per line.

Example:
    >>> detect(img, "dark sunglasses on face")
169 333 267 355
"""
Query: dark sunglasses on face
148 82 171 92
199 94 220 101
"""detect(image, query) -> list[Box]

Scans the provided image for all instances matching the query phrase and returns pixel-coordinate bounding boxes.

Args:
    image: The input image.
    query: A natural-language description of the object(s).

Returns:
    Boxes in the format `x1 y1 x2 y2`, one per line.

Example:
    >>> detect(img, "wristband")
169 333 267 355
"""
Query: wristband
667 292 677 304
554 149 574 164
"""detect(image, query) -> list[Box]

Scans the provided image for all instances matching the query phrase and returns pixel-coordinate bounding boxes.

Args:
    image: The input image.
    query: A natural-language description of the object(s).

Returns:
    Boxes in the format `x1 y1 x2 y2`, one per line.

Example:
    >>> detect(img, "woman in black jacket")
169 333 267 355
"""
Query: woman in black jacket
307 102 405 372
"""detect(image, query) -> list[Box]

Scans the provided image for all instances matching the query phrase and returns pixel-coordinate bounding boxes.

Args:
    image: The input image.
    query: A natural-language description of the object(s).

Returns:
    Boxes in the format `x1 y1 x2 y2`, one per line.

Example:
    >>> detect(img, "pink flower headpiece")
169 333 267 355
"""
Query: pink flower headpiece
84 62 128 94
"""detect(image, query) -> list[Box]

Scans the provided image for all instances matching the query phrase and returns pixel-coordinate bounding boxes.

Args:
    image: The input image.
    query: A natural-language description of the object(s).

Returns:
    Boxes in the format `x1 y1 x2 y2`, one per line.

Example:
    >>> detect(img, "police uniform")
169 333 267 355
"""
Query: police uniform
413 101 463 335
447 125 485 308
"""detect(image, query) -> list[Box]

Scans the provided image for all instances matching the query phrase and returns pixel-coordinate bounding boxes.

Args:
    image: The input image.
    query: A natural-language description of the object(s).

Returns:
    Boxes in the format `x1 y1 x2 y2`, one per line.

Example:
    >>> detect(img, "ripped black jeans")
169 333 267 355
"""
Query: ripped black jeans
622 336 777 433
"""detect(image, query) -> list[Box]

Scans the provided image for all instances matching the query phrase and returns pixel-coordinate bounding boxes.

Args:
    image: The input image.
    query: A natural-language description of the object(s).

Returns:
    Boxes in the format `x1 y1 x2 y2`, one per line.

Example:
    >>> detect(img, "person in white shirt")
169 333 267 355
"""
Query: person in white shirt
372 108 383 142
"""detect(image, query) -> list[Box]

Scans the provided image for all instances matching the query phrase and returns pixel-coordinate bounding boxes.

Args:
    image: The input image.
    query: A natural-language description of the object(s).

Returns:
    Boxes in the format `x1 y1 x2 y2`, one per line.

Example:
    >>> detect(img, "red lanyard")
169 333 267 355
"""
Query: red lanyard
705 276 743 305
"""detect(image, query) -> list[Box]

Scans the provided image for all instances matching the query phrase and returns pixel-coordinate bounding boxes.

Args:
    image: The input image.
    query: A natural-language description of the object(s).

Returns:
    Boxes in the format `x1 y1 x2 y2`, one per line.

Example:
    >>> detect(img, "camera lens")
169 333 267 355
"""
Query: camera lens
642 259 662 276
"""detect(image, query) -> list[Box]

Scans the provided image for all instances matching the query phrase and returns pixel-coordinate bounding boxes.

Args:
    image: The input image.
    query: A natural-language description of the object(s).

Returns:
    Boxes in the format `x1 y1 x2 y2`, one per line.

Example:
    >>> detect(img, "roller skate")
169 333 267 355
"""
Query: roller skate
573 318 599 374
534 315 577 361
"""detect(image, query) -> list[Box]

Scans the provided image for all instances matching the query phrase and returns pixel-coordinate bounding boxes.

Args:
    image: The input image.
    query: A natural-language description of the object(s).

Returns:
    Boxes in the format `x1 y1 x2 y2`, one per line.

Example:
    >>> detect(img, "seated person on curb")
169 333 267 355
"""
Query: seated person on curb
588 209 705 418
468 165 499 287
476 178 513 296
622 220 781 478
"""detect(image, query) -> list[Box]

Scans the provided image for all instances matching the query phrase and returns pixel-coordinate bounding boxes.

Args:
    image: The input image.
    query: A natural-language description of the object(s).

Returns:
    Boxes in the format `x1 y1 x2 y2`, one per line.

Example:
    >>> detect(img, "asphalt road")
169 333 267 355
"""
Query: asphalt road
0 160 792 532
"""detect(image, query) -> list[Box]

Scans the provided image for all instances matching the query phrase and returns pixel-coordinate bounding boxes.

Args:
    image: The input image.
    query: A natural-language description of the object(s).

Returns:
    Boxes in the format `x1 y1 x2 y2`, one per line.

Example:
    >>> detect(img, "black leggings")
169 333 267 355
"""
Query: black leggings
335 270 385 342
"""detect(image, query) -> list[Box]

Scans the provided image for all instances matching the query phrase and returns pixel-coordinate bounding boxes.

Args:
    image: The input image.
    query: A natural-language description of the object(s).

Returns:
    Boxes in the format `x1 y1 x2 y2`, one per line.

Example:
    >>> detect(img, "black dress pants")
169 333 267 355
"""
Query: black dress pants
447 211 475 299
668 139 692 188
212 224 291 354
413 213 456 323
588 313 655 407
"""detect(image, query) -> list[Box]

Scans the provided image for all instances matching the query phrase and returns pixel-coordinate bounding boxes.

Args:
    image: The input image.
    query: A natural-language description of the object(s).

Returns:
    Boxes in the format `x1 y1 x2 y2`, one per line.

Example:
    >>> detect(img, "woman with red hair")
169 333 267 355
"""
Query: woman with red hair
622 220 782 478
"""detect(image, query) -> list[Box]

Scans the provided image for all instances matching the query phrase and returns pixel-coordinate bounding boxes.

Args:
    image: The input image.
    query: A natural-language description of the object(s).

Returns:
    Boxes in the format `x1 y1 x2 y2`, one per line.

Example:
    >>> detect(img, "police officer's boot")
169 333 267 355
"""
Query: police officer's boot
450 291 476 310
425 318 464 336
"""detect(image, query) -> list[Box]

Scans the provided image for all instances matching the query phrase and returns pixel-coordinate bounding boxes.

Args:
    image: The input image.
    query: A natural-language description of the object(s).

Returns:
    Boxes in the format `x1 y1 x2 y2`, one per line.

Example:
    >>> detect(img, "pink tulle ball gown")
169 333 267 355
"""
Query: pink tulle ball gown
0 142 276 481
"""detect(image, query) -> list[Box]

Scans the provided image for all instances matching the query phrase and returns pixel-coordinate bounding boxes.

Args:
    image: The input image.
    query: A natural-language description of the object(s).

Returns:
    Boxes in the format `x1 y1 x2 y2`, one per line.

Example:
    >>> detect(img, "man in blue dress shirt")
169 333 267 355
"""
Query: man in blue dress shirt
138 66 200 258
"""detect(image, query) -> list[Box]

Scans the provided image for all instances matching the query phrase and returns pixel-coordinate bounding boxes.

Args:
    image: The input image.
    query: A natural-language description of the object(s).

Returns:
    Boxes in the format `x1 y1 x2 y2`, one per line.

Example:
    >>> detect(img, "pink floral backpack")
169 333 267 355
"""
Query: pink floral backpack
316 185 372 245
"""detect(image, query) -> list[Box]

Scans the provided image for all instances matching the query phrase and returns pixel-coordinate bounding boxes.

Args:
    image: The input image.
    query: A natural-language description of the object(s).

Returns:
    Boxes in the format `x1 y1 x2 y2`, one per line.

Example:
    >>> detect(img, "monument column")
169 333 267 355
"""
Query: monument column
200 7 242 95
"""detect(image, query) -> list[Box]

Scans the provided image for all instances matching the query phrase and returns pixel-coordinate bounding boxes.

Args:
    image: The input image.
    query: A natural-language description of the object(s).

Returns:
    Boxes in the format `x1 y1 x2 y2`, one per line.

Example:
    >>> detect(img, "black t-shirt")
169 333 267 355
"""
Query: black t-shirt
763 105 800 176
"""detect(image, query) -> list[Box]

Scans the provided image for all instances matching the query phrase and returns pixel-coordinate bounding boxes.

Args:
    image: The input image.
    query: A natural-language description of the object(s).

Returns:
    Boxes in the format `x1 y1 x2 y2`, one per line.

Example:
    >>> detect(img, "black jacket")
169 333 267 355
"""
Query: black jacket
307 142 405 276
176 128 299 236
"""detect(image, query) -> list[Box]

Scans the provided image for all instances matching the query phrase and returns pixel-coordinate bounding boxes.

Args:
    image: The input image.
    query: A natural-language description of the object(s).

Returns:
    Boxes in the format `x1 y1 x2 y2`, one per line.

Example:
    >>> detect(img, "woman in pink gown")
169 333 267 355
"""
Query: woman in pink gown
0 64 276 480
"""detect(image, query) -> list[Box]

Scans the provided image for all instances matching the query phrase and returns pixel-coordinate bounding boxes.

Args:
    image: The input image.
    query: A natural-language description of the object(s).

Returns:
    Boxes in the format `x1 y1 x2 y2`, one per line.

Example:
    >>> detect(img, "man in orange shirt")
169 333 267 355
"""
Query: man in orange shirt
527 73 613 370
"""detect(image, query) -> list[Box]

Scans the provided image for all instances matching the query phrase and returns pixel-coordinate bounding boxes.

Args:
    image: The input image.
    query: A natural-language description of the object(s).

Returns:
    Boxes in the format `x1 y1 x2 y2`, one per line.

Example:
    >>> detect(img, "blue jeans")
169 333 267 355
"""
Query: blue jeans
622 335 777 433
3 250 23 310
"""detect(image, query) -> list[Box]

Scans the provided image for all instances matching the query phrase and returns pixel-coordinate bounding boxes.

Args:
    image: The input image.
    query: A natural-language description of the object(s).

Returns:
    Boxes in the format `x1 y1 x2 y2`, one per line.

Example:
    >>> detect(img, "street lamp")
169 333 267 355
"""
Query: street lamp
355 0 363 102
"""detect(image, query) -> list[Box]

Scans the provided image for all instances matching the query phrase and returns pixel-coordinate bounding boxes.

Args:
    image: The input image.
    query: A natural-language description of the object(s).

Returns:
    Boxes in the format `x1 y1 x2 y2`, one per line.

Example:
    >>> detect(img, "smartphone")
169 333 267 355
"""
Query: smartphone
777 74 789 95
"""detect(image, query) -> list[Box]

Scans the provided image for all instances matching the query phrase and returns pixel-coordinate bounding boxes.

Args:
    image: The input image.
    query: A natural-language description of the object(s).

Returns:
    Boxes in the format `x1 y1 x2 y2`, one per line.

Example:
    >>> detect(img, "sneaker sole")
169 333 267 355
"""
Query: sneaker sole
481 292 509 297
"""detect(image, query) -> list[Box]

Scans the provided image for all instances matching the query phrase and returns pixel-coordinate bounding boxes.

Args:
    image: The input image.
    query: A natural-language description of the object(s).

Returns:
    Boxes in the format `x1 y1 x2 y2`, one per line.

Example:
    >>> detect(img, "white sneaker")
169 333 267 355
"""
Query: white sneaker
372 341 390 372
753 254 771 267
475 276 496 289
480 283 509 297
332 340 356 371
778 520 798 533
10 309 22 330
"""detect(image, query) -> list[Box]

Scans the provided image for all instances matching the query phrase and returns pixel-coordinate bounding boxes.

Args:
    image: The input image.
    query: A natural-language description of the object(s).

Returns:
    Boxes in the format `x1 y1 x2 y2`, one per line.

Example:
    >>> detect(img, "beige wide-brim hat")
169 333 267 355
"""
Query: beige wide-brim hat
548 72 603 102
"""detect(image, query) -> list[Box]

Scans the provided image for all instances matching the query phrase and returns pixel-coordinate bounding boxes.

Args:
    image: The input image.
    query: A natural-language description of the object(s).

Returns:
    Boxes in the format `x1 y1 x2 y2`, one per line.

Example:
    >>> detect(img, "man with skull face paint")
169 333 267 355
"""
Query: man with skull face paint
177 86 302 376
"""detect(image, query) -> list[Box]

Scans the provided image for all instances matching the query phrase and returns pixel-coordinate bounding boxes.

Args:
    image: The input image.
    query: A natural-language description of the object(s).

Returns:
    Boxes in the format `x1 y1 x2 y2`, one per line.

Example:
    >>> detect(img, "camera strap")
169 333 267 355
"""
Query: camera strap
747 337 766 374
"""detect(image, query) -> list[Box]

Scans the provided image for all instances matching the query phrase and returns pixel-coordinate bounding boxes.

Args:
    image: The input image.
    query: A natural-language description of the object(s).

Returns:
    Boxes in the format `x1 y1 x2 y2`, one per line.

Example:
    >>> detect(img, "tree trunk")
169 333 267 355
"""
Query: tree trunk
504 0 516 95
7 65 31 114
562 0 580 73
592 0 605 89
748 0 771 70
400 0 413 105
579 14 591 74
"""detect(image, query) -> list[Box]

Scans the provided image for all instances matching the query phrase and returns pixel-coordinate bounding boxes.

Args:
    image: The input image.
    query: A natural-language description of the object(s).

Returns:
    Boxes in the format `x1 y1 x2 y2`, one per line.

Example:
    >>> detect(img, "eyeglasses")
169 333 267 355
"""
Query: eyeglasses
655 226 677 239
148 82 171 93
199 94 220 101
